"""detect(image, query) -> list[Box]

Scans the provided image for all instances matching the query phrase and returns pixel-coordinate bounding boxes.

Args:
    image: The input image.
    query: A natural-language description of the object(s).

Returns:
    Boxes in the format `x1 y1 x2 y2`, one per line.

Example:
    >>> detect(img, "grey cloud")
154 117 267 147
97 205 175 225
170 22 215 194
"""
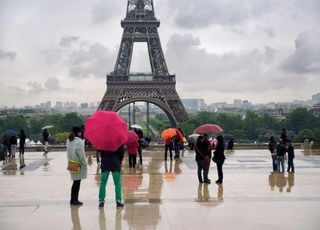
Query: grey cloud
59 36 79 47
27 81 45 94
166 0 277 29
0 49 17 60
165 33 305 93
281 30 320 74
45 77 61 91
68 43 115 79
92 0 123 24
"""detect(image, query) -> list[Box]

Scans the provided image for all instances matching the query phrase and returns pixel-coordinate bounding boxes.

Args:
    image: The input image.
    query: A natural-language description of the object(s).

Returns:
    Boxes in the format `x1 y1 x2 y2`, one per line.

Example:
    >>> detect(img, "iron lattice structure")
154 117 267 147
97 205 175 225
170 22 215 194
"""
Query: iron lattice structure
99 0 188 127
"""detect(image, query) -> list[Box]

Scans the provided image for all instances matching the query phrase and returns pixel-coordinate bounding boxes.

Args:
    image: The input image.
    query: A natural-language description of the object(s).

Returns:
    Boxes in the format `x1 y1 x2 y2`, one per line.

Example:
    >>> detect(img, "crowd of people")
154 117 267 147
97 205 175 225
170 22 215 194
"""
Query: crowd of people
268 128 295 173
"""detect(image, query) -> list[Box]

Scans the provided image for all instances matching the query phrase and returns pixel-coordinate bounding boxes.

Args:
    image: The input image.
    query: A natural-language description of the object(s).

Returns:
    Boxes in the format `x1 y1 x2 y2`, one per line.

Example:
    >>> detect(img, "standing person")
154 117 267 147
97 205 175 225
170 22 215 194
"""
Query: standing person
213 135 226 184
164 137 173 161
195 136 211 184
99 145 125 208
19 129 26 157
9 135 17 159
42 128 49 156
127 141 138 169
280 128 287 146
287 140 295 173
276 140 286 172
67 126 88 206
173 134 181 159
268 136 277 171
133 128 143 166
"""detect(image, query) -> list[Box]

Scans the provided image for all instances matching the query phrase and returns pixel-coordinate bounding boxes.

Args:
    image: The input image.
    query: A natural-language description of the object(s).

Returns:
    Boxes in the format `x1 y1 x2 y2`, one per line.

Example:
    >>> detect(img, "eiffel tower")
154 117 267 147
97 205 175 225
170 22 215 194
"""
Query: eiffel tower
99 0 188 127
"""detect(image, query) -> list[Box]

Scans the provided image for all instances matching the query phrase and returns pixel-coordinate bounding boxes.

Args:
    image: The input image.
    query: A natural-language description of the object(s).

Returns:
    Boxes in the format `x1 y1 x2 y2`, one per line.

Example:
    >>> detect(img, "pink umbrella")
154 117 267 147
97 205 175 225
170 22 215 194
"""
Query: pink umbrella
126 130 139 147
194 124 223 134
84 111 128 151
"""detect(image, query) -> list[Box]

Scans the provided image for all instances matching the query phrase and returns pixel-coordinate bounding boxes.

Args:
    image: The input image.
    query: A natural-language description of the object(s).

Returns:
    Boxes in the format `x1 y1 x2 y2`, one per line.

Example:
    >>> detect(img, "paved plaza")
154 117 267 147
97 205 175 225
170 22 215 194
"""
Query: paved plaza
1 147 320 230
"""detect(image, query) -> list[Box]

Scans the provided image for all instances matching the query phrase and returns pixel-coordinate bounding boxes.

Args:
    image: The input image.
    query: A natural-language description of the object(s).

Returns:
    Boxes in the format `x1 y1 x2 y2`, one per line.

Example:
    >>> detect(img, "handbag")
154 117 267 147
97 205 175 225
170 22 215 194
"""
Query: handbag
67 160 81 174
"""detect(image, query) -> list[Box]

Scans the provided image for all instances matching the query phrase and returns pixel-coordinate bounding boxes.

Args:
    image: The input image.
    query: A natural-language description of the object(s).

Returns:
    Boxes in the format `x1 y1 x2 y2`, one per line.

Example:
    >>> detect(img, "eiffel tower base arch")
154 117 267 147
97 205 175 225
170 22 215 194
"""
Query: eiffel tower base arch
99 83 188 128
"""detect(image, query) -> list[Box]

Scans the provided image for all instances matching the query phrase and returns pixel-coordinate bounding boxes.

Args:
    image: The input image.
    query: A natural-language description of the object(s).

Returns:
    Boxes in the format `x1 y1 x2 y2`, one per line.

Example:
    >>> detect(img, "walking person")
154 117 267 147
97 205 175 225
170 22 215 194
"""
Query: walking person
99 145 125 208
127 140 138 169
287 140 295 173
42 128 49 156
164 137 173 161
67 126 88 206
19 129 26 157
268 136 277 171
276 140 286 172
213 135 226 184
195 136 211 184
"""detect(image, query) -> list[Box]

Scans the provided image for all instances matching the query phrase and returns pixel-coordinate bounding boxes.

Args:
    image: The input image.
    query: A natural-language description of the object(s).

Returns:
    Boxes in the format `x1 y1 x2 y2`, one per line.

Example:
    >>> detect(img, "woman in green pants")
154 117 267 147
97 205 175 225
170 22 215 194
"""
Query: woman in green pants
98 145 125 208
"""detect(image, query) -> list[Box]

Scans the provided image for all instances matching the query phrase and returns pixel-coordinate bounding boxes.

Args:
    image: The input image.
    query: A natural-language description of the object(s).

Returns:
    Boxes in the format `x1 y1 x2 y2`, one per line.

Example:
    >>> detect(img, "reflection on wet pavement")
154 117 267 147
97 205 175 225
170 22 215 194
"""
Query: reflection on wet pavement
1 148 320 230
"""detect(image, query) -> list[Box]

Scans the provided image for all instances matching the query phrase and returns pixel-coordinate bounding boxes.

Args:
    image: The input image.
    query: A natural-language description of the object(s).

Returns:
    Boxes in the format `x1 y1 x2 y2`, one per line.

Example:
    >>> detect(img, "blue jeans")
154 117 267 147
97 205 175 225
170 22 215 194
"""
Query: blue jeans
287 158 294 172
276 156 285 172
271 155 277 171
197 160 209 182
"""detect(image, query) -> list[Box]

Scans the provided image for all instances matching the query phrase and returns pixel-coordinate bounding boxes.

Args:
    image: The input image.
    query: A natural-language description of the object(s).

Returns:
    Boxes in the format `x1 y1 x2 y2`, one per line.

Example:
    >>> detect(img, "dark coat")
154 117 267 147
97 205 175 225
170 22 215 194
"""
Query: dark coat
213 143 226 163
195 139 211 161
100 146 124 172
276 143 286 157
287 145 295 159
42 129 49 142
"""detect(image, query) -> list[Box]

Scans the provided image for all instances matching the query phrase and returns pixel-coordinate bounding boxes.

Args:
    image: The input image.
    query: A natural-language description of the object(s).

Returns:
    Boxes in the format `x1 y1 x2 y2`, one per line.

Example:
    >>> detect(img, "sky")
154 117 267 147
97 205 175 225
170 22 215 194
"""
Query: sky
0 0 320 108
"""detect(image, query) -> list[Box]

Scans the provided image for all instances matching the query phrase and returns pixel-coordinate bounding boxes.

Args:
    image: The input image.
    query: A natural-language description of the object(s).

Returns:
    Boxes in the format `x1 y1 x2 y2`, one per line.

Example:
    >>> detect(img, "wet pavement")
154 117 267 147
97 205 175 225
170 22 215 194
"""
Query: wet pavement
1 148 320 230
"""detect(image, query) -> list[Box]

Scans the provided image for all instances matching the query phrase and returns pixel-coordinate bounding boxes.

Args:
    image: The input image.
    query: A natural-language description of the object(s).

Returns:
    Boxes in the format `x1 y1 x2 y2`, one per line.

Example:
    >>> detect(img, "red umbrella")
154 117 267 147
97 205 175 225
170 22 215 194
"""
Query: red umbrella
175 128 184 143
194 124 223 134
84 111 128 151
126 130 139 147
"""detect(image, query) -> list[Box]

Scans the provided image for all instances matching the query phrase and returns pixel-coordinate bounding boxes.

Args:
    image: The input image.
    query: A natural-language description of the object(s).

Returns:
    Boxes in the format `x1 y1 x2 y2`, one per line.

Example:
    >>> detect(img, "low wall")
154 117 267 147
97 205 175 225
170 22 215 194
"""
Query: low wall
24 143 318 152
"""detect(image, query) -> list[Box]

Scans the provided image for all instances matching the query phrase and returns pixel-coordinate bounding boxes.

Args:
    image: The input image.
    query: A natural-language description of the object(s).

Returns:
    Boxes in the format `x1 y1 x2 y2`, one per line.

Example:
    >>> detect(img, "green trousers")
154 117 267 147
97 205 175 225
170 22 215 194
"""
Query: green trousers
99 171 122 203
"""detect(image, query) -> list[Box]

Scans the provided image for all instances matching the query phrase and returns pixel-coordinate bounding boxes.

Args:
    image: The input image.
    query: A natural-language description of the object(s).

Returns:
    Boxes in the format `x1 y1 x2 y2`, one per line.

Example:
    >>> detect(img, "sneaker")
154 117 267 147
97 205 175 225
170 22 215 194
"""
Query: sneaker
204 180 211 184
116 202 124 208
215 180 223 184
99 202 104 208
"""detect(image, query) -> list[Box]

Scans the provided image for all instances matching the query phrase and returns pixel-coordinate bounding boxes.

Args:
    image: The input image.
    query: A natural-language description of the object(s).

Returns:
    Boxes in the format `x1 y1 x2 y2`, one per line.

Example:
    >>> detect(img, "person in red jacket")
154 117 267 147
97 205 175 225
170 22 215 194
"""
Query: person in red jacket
127 141 138 168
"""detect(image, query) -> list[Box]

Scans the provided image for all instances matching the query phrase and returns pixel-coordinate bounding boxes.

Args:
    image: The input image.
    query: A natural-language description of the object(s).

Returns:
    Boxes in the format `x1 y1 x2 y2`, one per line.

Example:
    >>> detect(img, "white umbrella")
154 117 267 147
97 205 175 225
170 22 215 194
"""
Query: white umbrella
130 124 143 130
41 125 53 130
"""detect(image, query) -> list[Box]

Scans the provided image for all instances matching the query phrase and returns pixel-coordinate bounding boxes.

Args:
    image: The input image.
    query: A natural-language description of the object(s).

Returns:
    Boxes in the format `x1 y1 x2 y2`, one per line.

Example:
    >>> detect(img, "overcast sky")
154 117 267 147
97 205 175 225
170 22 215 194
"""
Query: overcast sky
1 0 320 108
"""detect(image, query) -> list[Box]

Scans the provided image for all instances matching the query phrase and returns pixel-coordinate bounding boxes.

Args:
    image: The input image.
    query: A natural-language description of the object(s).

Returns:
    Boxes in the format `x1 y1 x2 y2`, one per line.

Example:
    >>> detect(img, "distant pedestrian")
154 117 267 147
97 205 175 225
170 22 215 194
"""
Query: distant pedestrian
9 136 17 159
164 137 173 161
213 135 226 184
42 128 49 156
276 140 286 172
19 129 26 157
287 140 295 173
99 145 125 208
173 134 181 159
280 128 288 146
133 128 143 166
268 136 277 171
127 141 138 169
67 126 88 206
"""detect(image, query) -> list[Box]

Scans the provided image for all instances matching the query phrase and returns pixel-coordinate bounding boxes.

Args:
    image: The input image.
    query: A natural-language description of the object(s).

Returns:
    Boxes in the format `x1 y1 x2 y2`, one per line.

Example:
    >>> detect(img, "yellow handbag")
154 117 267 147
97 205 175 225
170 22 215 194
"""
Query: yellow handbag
67 160 80 174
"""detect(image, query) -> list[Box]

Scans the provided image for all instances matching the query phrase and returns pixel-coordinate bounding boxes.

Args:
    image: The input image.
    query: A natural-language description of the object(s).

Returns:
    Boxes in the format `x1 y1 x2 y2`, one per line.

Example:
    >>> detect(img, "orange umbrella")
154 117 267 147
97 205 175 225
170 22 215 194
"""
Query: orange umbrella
161 128 177 140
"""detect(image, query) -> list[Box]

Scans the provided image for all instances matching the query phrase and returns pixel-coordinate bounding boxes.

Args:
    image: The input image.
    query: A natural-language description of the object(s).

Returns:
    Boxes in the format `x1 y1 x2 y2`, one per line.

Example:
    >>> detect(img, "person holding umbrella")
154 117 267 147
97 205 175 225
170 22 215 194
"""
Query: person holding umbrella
98 146 125 208
67 126 88 206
